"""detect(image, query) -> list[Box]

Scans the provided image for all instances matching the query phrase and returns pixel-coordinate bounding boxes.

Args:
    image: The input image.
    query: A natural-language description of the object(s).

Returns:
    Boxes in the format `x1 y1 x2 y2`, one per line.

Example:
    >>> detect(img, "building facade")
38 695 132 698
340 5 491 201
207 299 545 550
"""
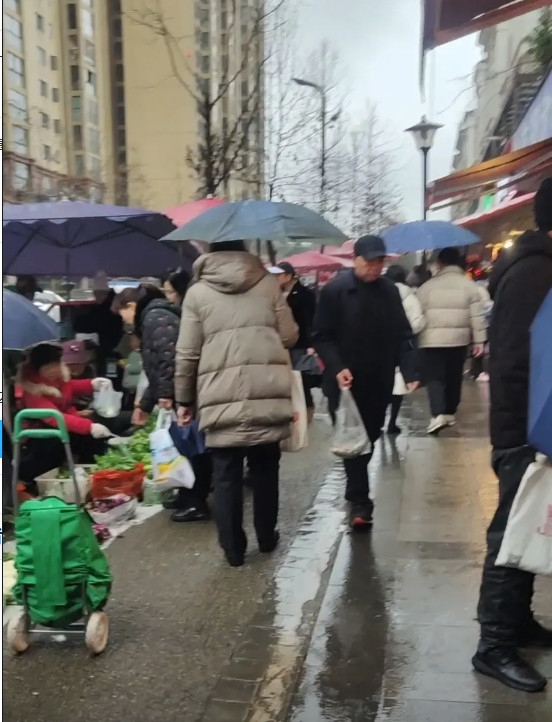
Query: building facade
3 0 113 203
3 0 265 209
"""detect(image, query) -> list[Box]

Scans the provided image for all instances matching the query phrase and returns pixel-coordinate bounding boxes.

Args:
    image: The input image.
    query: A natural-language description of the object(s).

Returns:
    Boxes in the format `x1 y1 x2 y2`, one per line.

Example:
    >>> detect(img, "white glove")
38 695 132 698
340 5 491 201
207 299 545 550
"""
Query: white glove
91 377 112 391
91 423 111 439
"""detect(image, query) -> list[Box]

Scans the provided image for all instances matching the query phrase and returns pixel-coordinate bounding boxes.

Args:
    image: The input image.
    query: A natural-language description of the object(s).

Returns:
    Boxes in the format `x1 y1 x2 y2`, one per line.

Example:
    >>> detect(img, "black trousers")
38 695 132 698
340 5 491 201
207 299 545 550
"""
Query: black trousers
420 347 467 417
211 443 280 555
477 446 536 649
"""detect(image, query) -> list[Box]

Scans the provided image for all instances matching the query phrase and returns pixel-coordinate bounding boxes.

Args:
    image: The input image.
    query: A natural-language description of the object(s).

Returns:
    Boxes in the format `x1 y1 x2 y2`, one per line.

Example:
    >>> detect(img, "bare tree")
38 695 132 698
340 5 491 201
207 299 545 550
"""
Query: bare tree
129 0 283 198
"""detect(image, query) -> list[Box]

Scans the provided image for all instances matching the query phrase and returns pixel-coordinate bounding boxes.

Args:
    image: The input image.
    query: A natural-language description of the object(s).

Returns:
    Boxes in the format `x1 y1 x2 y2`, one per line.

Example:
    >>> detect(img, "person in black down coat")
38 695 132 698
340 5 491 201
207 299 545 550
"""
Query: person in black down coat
276 262 318 421
312 235 418 530
473 178 552 693
114 283 211 522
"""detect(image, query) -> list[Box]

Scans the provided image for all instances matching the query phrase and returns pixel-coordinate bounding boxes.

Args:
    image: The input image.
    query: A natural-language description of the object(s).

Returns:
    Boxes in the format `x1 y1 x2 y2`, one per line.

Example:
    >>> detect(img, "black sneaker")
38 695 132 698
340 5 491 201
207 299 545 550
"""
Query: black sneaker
472 648 547 693
349 503 373 530
259 530 280 553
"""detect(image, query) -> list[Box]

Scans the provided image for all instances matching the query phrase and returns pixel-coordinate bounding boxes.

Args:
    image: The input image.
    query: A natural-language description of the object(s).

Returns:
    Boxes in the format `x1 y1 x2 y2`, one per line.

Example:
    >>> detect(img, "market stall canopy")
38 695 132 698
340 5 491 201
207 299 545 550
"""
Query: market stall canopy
422 0 551 50
279 251 346 273
3 289 61 350
3 200 198 277
160 200 347 246
382 220 479 253
427 138 552 209
163 197 226 227
454 192 536 228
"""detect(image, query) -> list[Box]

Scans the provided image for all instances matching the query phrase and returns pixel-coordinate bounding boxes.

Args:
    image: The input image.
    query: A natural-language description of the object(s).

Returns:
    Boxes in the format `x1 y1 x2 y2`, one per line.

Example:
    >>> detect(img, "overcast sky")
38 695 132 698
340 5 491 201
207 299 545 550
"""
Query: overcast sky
295 0 483 221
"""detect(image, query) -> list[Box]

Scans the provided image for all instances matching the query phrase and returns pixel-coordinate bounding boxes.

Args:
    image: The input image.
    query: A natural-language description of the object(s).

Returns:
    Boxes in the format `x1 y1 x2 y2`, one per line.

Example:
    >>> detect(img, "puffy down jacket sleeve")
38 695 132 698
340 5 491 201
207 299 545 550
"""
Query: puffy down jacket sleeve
175 293 203 406
140 305 181 410
469 286 487 345
402 289 426 335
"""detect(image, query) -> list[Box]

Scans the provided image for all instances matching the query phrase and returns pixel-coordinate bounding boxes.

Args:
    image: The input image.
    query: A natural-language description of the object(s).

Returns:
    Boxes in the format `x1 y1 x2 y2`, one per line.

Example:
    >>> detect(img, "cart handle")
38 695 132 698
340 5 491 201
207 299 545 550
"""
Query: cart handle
12 409 70 444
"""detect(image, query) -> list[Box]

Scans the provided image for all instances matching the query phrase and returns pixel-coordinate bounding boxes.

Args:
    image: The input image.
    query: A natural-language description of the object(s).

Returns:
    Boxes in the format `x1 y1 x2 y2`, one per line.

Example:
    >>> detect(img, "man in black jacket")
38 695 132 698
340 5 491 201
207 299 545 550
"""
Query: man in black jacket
277 262 318 421
473 178 552 693
313 235 418 528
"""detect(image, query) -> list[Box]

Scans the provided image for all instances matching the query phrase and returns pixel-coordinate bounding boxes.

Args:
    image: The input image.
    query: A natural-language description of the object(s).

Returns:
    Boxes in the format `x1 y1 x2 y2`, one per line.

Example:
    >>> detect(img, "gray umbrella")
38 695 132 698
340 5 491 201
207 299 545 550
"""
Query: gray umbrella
159 200 347 246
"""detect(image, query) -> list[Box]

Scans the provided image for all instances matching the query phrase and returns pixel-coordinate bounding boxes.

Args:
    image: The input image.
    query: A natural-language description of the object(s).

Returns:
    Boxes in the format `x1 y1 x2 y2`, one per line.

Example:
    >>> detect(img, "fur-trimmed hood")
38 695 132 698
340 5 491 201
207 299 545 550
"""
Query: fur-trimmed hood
17 363 72 399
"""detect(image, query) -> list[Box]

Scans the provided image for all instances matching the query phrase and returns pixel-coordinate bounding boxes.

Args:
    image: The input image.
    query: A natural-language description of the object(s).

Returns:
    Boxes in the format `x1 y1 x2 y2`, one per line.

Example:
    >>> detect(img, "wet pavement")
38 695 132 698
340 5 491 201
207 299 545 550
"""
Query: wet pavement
4 383 552 721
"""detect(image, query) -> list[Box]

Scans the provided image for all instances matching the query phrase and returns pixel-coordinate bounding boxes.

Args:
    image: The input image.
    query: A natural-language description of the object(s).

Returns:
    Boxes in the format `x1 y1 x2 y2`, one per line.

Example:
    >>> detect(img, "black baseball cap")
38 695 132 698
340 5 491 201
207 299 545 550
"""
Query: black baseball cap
354 235 387 261
277 262 296 276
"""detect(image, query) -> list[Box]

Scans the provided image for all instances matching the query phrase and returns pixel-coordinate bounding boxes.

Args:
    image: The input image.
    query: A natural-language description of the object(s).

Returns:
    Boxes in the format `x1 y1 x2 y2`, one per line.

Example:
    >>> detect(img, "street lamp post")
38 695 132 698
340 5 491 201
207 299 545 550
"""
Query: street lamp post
293 77 327 215
405 116 443 220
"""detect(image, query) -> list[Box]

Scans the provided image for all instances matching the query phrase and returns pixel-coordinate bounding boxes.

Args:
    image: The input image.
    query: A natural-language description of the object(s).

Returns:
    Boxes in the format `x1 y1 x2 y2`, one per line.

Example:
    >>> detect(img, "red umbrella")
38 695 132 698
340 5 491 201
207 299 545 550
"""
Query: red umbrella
324 240 355 258
164 197 226 227
280 250 346 273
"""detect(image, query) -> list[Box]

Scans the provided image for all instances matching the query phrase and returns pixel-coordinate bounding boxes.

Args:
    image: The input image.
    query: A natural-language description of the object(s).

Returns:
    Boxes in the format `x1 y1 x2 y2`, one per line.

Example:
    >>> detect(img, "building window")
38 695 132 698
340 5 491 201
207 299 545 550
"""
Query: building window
89 129 100 155
113 17 122 37
118 149 127 166
7 53 25 88
39 80 49 98
38 47 47 66
36 13 45 31
201 32 209 50
74 154 84 176
4 15 23 52
54 119 62 134
82 9 93 37
13 161 30 190
89 156 101 179
40 112 50 129
86 71 96 96
67 3 77 30
88 100 98 125
117 129 126 147
5 0 21 13
52 87 60 102
70 65 80 90
51 55 58 71
115 64 124 82
43 145 52 161
114 41 122 60
73 125 83 150
71 96 82 121
115 85 125 104
201 54 210 74
117 106 125 125
7 88 27 121
84 40 95 64
12 125 29 155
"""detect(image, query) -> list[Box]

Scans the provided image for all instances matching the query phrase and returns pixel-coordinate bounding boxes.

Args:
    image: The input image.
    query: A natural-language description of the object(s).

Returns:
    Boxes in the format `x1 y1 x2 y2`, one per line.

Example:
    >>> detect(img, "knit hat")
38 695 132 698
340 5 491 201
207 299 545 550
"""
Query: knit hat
535 178 552 231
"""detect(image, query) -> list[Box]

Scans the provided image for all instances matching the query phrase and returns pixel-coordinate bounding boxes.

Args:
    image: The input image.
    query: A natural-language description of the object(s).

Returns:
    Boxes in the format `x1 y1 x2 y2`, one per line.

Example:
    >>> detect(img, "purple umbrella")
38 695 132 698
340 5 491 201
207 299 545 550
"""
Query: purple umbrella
3 200 198 277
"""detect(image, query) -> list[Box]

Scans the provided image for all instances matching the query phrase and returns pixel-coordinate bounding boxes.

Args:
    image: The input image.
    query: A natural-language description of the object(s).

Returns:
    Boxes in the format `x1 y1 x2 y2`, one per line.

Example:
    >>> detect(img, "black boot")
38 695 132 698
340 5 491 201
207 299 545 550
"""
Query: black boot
472 647 547 692
171 500 210 522
259 530 280 553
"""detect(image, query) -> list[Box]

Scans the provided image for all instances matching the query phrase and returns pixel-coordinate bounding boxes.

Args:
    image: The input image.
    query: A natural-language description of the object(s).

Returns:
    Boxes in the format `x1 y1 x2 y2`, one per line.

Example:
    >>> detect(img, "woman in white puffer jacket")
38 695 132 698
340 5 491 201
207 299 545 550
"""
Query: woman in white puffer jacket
385 265 426 434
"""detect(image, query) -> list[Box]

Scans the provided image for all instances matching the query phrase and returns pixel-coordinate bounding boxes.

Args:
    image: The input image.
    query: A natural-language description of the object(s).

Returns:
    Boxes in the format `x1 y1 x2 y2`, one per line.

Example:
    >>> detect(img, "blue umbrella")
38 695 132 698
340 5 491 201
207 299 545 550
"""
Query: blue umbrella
3 200 197 277
529 288 552 459
382 220 479 254
160 200 347 246
3 289 60 350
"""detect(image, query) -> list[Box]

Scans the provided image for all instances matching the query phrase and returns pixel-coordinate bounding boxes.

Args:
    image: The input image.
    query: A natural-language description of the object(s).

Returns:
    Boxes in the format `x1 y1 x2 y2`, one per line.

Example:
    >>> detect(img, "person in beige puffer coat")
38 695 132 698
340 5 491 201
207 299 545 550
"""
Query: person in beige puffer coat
417 246 486 435
175 241 298 567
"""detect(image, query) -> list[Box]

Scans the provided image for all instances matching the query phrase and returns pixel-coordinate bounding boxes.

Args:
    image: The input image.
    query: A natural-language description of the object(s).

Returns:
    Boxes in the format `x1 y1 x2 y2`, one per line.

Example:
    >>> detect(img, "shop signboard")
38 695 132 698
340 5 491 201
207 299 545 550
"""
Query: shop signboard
512 69 552 151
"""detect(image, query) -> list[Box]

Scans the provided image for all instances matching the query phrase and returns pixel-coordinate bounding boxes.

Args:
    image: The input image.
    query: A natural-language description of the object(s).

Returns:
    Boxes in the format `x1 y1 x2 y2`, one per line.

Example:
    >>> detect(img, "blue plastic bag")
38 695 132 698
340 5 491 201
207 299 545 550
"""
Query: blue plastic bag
529 289 552 459
169 420 207 458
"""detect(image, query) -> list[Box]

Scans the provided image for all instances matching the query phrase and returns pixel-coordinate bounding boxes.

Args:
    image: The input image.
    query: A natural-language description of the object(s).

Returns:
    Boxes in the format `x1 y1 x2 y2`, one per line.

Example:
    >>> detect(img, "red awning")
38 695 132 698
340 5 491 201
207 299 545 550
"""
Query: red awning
427 138 552 208
423 0 552 50
280 251 346 273
454 192 535 228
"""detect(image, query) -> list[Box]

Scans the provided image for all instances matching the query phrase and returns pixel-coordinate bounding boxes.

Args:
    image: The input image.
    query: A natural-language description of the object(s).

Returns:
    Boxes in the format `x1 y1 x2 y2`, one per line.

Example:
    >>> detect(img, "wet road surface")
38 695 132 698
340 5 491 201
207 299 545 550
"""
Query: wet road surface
4 384 552 721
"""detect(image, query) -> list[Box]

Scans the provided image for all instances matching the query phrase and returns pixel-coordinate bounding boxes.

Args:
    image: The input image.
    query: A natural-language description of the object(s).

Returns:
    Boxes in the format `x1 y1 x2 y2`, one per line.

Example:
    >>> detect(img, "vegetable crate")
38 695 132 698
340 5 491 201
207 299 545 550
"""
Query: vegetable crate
7 409 112 656
36 466 94 504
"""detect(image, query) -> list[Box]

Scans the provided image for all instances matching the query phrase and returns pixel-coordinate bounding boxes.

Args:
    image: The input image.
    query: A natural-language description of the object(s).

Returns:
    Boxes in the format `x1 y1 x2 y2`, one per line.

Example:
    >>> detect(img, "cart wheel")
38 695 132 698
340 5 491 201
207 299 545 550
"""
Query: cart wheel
85 611 109 655
7 610 30 654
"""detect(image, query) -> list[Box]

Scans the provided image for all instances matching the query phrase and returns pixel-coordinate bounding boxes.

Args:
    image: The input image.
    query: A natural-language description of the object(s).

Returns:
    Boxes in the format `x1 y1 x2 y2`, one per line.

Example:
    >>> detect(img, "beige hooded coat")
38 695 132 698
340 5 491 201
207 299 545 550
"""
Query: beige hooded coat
174 252 299 448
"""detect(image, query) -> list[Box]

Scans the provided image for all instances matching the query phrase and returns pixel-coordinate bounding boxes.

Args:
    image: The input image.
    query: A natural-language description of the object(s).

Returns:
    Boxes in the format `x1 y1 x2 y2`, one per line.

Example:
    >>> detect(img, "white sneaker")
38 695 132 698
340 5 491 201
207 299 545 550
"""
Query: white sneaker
427 415 448 435
444 415 457 427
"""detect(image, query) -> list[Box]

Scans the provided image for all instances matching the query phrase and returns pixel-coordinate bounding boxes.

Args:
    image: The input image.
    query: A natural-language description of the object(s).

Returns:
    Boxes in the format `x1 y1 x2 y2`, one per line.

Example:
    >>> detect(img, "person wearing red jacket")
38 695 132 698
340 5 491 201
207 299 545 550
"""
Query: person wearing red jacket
17 343 112 484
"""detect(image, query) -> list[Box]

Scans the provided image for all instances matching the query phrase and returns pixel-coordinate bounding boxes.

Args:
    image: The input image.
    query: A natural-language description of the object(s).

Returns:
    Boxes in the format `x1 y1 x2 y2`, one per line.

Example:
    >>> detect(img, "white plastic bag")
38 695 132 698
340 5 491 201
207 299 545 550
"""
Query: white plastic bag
134 370 149 405
330 389 371 459
93 387 122 418
496 454 552 576
281 370 308 453
149 410 195 491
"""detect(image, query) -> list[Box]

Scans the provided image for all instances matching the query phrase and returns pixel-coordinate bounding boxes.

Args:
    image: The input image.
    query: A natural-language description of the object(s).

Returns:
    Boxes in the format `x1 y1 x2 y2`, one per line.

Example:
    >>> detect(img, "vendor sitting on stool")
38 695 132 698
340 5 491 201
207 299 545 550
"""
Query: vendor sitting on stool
16 343 112 485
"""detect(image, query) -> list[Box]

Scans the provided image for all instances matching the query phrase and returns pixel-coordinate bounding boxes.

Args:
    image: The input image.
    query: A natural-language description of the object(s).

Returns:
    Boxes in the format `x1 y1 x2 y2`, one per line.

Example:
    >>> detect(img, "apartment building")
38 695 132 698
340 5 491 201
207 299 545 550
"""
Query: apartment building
3 0 264 209
110 0 264 209
2 0 114 203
